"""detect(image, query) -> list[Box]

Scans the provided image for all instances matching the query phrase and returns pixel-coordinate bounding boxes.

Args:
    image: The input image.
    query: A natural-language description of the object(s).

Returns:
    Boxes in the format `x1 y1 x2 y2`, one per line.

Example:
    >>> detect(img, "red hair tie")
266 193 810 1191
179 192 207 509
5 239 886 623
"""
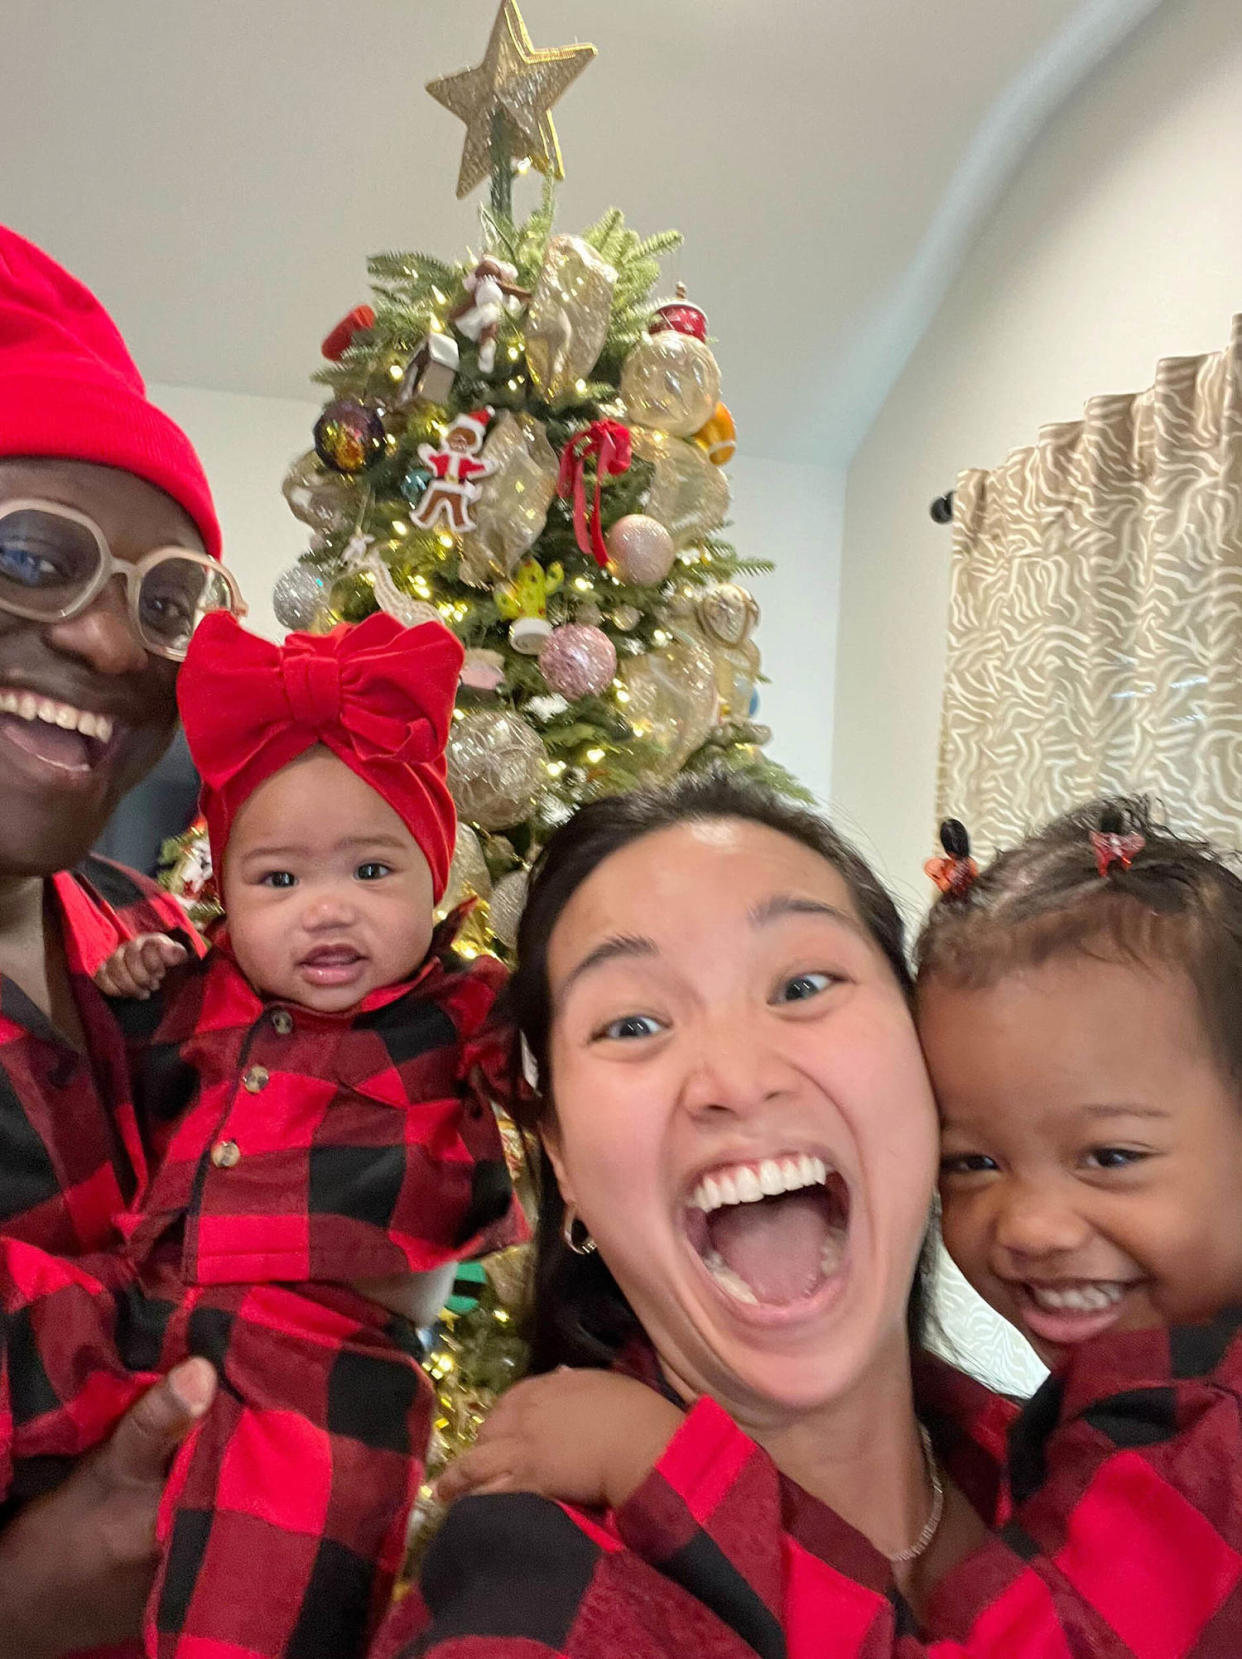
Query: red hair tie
1090 828 1145 878
925 819 978 900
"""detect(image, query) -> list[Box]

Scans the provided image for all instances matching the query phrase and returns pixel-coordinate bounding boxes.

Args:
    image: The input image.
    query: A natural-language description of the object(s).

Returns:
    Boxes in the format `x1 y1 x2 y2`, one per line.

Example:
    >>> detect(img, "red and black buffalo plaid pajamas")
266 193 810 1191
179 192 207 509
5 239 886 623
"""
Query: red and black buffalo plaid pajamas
376 1312 1242 1659
0 919 524 1659
0 857 199 1260
0 857 200 1659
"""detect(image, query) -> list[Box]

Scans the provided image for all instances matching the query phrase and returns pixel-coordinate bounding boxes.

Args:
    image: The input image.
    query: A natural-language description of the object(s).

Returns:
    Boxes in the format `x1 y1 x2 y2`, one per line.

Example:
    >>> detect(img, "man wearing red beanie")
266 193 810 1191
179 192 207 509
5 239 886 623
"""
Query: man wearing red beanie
0 227 240 1657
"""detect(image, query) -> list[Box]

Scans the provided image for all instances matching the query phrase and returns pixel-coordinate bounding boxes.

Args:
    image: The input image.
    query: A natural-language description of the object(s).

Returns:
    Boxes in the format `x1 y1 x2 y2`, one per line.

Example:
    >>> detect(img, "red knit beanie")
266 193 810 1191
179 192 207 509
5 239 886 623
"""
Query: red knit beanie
180 611 463 900
0 226 220 557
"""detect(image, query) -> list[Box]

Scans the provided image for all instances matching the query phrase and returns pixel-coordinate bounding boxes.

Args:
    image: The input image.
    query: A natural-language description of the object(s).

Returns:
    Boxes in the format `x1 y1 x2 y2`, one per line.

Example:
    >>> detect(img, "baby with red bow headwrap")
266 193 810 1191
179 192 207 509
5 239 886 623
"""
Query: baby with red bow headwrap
0 612 525 1659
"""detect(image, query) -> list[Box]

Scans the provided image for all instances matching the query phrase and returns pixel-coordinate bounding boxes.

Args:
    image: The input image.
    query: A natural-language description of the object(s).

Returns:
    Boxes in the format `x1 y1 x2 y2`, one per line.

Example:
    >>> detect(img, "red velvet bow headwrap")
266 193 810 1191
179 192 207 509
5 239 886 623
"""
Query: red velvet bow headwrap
179 611 464 899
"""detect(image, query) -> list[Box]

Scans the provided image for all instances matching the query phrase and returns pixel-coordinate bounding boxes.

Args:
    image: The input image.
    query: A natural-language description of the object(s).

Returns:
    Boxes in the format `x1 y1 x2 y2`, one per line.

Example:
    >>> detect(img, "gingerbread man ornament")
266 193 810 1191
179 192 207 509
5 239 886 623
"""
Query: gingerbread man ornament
412 409 495 535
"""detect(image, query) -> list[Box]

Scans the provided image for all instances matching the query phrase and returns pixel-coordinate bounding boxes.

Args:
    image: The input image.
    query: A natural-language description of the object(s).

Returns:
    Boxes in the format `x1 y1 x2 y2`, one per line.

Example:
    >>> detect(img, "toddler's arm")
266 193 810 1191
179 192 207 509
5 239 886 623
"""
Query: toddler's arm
437 1369 683 1511
93 932 188 1000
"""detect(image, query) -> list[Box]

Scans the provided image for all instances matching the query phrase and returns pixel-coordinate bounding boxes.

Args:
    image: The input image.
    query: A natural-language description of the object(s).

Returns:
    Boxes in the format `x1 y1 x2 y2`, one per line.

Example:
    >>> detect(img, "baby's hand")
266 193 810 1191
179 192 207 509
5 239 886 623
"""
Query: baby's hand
437 1370 683 1512
94 933 187 1001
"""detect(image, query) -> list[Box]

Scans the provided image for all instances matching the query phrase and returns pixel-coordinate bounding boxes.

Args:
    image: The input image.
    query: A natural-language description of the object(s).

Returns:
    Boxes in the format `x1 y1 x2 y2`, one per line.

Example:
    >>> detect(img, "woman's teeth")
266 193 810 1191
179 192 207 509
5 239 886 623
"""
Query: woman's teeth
690 1154 828 1214
0 690 114 743
1026 1282 1127 1313
687 1155 847 1308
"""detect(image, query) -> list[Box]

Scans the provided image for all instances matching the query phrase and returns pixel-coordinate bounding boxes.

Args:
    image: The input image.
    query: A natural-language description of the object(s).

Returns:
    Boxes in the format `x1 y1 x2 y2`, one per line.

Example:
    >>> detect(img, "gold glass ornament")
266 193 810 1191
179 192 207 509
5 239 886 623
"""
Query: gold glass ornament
620 638 718 771
439 823 493 916
621 331 721 438
282 451 356 530
447 709 547 830
524 235 617 401
425 0 597 198
458 412 559 584
632 429 730 550
696 582 760 648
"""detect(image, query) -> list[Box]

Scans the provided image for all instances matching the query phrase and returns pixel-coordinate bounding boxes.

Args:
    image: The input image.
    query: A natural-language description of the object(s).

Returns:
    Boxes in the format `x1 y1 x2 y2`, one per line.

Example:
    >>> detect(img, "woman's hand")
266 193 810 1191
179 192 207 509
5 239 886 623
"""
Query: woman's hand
437 1370 683 1512
93 932 187 1000
0 1358 215 1659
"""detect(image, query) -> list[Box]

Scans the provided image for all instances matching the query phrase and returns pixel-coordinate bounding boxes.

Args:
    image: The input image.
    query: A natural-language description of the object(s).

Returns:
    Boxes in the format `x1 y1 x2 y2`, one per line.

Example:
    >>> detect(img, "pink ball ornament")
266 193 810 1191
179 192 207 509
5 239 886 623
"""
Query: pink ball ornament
539 624 618 699
605 514 676 586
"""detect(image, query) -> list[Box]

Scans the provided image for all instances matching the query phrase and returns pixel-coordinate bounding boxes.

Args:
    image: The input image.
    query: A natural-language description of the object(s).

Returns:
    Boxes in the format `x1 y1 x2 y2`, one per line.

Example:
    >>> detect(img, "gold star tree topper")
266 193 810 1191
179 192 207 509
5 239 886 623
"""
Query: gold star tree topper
426 0 596 200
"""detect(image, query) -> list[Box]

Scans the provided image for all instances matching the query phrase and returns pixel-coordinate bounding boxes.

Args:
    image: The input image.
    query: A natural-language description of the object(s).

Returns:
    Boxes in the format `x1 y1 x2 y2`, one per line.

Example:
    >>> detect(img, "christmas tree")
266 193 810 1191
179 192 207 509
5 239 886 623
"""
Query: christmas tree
270 0 806 965
181 1 808 1554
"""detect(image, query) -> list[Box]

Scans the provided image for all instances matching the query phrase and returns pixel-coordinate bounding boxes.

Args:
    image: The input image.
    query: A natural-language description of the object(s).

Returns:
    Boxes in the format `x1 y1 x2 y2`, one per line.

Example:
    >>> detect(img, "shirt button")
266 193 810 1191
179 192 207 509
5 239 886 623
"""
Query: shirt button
243 1064 270 1093
211 1140 241 1169
270 1009 294 1036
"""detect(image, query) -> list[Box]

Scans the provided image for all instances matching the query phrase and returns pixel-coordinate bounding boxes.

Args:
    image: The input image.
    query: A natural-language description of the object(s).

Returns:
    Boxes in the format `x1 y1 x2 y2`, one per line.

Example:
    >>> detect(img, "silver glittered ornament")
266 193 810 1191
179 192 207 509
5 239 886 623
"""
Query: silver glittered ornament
272 565 327 632
487 869 529 950
439 823 493 915
447 710 547 831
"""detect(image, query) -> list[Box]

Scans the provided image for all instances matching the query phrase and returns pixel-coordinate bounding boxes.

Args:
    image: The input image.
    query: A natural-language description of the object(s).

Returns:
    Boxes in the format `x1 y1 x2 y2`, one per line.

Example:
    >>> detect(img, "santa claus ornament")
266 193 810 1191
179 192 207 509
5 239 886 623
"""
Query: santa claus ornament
412 409 495 534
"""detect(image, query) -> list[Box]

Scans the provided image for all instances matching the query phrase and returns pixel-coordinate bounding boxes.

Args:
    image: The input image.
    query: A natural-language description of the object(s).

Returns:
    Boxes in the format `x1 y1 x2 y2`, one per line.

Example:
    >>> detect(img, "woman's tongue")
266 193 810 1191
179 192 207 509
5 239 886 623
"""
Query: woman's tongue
706 1190 840 1305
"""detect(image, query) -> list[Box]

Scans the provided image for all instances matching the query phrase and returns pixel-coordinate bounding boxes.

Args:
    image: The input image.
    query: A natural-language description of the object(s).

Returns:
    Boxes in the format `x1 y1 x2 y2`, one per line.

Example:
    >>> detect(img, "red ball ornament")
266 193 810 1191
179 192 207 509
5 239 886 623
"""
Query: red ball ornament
313 397 385 474
650 283 708 341
539 624 618 699
321 305 376 361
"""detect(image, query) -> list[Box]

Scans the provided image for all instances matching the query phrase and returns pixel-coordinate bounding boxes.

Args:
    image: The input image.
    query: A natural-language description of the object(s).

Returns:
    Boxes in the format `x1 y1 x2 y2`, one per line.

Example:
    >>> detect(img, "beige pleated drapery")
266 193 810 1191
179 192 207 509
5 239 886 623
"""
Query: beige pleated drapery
937 315 1242 855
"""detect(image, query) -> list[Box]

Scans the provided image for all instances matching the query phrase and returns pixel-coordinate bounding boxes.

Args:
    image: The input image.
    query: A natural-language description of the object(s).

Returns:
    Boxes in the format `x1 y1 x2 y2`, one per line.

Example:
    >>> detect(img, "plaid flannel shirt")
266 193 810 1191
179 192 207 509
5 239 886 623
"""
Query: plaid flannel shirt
377 1310 1242 1659
113 919 525 1284
0 857 196 1257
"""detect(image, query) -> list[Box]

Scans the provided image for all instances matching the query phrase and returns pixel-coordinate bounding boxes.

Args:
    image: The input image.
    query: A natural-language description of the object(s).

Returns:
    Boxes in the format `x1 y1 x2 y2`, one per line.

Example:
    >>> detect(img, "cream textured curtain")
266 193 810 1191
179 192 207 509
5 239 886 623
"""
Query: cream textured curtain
930 315 1242 1397
938 314 1242 855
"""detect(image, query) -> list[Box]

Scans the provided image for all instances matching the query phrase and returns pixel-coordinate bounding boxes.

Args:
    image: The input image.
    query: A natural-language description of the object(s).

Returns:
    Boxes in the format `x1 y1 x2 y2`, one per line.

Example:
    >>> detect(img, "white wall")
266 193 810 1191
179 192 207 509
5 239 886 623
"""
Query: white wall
150 383 842 804
833 0 1242 908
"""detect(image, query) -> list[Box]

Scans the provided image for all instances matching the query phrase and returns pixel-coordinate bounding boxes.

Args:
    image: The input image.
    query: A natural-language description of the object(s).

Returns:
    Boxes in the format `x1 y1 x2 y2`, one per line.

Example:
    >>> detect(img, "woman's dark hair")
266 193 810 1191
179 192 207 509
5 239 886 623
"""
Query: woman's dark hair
504 769 933 1373
917 795 1242 1092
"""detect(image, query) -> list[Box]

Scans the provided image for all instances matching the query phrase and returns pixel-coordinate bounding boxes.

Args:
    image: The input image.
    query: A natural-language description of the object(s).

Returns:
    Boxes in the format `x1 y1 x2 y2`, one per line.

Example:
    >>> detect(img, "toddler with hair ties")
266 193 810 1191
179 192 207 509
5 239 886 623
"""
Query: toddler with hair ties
438 796 1242 1657
0 610 524 1659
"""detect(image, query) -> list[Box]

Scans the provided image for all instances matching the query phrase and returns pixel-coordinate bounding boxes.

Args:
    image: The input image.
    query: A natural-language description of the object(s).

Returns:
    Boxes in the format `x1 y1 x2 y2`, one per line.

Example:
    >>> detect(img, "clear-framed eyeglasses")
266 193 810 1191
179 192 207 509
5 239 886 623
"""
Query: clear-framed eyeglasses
0 498 244 661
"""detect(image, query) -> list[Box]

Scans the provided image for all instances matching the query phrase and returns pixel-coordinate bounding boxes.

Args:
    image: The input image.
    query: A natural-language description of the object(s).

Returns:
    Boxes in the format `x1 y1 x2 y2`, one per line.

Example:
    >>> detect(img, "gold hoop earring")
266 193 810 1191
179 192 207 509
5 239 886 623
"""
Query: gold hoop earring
562 1206 596 1256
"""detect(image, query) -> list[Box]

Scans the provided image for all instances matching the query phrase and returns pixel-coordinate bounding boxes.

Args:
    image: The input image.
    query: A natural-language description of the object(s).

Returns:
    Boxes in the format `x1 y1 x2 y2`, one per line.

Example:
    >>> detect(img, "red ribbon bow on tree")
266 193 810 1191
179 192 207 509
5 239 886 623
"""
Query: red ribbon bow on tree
179 610 464 899
557 419 633 567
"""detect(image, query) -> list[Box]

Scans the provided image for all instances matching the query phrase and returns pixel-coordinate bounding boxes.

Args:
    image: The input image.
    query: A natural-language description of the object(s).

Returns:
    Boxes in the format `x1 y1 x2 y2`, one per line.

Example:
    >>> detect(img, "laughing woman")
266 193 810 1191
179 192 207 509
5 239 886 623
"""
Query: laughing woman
374 777 1242 1659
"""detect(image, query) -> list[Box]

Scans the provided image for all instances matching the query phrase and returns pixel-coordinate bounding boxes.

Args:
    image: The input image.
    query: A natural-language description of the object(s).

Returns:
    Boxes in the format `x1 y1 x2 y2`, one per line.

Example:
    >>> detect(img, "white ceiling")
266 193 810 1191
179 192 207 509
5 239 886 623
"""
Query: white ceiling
2 0 1163 464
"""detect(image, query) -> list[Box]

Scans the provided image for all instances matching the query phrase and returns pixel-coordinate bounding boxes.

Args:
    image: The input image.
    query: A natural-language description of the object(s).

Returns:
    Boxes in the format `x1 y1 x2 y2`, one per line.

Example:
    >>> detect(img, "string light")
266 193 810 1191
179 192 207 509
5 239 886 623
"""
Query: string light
585 747 605 764
508 344 522 361
391 519 409 536
546 760 567 778
388 363 404 381
572 576 593 593
432 287 448 306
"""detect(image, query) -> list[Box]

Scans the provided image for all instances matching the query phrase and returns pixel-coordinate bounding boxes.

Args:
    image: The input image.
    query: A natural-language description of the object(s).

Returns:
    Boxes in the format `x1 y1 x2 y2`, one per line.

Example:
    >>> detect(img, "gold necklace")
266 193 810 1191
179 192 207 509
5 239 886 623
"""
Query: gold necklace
887 1424 945 1565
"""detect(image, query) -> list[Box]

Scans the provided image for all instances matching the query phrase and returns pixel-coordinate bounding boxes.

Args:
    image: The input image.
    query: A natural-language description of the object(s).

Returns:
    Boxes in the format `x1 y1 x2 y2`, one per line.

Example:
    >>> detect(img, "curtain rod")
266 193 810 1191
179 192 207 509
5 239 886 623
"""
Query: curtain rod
929 491 954 524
